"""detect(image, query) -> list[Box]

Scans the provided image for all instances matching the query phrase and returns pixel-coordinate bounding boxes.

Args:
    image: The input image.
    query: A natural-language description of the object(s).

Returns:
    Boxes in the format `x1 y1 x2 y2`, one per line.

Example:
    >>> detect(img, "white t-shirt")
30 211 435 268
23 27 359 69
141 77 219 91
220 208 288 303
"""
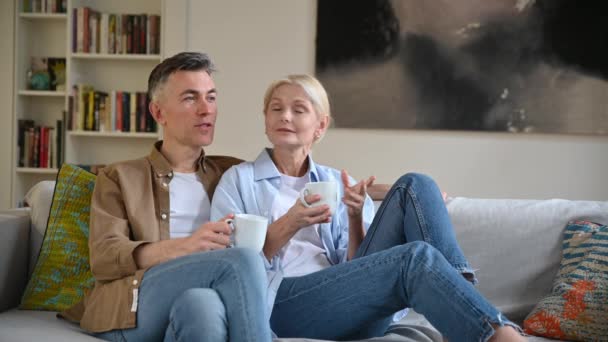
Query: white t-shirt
271 173 332 277
169 172 211 239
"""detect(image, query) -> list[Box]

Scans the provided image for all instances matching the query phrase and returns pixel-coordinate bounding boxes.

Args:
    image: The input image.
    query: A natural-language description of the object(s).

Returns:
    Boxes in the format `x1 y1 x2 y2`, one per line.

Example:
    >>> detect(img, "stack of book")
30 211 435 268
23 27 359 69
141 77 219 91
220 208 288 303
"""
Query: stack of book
23 0 67 13
17 119 64 169
68 85 157 133
72 7 161 55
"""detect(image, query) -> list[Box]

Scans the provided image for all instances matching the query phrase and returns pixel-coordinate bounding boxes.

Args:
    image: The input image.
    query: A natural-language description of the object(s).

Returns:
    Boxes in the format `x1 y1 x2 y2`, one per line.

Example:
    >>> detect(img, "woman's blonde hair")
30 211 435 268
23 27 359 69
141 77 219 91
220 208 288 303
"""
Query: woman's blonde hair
263 74 331 118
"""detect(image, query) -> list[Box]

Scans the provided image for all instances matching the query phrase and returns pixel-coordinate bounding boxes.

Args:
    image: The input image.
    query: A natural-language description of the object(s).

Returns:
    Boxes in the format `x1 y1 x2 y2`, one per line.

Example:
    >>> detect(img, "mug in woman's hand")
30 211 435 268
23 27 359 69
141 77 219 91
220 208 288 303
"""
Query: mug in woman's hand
299 181 339 215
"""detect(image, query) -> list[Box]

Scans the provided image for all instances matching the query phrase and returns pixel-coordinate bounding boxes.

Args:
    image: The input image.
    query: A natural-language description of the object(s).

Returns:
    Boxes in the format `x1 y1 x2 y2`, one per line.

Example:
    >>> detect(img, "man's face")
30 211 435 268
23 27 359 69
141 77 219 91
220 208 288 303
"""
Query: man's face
151 70 218 149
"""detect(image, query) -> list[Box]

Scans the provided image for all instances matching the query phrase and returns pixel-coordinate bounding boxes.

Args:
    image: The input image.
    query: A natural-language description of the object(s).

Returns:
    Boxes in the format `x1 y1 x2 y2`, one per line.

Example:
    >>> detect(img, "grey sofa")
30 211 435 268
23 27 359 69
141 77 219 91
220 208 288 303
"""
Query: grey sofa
1 181 607 341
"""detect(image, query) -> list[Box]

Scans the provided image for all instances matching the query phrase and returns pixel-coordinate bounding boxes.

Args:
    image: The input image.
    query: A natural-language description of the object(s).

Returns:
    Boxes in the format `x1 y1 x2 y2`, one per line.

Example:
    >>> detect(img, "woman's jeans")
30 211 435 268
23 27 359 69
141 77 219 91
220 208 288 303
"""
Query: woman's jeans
96 248 271 342
270 173 516 342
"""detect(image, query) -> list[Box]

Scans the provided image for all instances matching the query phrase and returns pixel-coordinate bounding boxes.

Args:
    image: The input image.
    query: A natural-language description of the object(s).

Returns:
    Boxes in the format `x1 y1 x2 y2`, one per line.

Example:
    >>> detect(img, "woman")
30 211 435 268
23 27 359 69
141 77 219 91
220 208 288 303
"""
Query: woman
210 74 523 341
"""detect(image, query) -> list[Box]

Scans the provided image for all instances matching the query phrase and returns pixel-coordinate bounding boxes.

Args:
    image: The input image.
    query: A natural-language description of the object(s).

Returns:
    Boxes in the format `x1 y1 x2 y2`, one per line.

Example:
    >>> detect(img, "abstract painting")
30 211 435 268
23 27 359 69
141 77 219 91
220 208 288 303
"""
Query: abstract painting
316 0 608 134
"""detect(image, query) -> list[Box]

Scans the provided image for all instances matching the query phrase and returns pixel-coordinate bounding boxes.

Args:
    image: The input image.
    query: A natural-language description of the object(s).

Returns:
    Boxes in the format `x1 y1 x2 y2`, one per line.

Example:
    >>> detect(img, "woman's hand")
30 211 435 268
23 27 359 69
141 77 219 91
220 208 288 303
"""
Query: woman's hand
341 170 375 219
263 195 331 260
285 194 332 230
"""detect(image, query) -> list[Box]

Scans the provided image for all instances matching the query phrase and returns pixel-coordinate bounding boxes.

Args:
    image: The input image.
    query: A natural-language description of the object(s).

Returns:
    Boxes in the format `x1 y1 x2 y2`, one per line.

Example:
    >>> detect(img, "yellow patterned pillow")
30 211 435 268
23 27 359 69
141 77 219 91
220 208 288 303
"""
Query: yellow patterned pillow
524 221 608 340
20 164 96 311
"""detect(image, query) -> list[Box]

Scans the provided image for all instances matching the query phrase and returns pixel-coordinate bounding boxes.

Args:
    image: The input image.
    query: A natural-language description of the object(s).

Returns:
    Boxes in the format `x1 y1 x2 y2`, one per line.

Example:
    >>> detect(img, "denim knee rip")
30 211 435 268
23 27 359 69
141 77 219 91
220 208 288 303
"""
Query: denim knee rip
480 313 525 342
453 263 479 286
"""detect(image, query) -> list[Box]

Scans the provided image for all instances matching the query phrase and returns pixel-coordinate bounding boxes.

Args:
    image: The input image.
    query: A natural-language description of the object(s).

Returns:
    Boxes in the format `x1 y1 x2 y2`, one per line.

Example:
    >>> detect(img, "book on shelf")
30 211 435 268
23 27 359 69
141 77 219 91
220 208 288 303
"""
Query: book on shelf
69 85 157 134
22 0 67 14
17 119 64 169
27 57 66 91
73 7 160 55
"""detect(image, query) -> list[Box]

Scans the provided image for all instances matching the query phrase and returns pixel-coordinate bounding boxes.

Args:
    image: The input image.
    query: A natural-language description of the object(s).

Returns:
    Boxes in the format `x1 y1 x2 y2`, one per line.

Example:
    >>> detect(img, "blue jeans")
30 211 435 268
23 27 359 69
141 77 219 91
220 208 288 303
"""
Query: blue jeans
96 248 271 342
270 173 515 341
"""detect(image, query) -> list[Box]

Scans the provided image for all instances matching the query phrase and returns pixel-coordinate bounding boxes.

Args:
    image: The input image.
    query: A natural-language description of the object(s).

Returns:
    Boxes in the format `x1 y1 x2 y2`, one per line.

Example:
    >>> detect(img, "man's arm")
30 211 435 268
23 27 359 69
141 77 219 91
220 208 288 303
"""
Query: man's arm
89 169 233 280
88 168 148 281
133 218 233 270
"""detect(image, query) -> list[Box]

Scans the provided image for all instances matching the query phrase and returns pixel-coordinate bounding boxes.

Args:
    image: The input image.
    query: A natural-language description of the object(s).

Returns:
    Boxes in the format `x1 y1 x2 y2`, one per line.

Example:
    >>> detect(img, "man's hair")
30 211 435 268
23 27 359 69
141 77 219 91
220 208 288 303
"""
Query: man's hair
147 52 216 101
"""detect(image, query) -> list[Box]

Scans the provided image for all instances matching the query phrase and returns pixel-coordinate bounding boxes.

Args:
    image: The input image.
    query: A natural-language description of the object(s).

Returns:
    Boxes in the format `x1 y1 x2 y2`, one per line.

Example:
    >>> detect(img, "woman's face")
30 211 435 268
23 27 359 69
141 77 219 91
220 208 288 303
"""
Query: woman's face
265 84 327 150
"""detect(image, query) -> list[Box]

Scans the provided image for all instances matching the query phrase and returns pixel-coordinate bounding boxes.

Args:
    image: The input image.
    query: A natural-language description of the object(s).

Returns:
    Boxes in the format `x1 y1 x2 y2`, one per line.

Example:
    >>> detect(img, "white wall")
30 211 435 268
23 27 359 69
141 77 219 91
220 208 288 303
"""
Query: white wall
163 0 608 201
0 0 15 210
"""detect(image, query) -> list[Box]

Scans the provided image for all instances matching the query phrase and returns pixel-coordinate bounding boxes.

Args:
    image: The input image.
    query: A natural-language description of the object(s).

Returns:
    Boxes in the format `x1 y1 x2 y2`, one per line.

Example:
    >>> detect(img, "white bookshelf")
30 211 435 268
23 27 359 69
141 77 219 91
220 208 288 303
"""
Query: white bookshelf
18 90 66 96
67 131 159 138
12 0 164 207
16 167 59 174
71 53 161 61
19 13 67 20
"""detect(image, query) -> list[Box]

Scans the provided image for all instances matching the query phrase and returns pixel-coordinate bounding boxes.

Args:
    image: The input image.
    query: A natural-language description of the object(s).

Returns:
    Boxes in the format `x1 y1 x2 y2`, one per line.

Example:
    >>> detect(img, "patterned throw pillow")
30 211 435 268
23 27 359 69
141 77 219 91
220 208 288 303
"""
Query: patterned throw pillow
523 220 608 340
20 164 97 311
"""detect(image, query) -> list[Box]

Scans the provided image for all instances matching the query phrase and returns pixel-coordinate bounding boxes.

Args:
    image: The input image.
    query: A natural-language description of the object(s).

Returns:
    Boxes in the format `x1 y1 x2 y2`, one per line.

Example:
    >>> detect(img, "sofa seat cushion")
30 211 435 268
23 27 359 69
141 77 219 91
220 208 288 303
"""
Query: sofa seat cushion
0 310 100 341
0 309 560 341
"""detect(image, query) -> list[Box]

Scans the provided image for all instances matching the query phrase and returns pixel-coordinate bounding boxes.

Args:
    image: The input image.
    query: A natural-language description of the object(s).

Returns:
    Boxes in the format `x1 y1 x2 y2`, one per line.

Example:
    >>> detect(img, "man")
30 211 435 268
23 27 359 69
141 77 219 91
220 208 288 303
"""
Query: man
61 52 272 342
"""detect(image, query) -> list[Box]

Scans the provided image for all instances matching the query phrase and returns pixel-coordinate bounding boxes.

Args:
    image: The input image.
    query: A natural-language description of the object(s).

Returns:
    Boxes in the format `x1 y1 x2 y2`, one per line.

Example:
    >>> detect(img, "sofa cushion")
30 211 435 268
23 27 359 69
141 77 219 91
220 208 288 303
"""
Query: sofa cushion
20 164 96 311
523 221 608 340
24 180 56 277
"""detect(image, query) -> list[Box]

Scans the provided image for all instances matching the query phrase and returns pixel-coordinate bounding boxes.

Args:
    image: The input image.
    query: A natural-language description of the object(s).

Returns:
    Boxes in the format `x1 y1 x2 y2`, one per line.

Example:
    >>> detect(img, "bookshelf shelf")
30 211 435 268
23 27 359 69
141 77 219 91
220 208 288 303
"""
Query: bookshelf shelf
67 131 159 139
19 13 67 20
71 53 161 61
18 90 66 97
16 167 59 174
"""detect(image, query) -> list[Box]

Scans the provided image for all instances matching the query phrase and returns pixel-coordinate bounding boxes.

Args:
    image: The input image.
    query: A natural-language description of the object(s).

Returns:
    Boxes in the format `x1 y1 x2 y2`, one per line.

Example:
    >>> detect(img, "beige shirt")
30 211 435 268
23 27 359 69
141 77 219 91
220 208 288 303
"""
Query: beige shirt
60 141 242 333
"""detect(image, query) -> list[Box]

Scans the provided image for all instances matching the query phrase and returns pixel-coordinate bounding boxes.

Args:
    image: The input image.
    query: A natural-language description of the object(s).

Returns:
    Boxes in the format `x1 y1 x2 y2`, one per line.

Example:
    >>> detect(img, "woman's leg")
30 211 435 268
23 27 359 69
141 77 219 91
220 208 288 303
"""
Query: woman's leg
96 248 270 342
356 173 476 282
271 242 513 342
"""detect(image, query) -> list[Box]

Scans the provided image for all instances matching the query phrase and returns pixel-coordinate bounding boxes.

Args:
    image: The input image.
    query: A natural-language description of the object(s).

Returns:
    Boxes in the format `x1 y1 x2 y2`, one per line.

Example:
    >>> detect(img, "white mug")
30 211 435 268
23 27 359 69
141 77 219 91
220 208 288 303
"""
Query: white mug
225 214 268 252
299 181 339 215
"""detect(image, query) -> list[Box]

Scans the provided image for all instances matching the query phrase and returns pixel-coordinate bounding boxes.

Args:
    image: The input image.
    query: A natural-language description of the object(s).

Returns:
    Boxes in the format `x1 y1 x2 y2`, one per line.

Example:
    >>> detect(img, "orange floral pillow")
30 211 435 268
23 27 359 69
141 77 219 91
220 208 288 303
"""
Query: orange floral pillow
523 221 608 340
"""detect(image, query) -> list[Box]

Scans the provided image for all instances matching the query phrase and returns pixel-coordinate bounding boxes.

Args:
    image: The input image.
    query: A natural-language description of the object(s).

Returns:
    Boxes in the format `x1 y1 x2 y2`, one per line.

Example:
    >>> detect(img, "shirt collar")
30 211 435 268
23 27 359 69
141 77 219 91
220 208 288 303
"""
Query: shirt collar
253 148 319 182
148 141 207 178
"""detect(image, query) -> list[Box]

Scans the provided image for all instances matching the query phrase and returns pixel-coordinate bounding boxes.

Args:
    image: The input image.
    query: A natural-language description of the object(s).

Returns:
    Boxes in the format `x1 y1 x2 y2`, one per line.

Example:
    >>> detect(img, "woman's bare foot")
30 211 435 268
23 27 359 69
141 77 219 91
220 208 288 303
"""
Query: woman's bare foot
488 325 525 341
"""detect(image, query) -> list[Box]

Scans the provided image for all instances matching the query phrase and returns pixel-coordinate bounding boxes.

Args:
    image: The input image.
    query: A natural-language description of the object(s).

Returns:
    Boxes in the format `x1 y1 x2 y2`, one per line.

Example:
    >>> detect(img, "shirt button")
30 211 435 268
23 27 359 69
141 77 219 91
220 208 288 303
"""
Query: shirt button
161 213 167 220
133 279 138 285
168 171 173 178
162 182 168 187
157 173 162 177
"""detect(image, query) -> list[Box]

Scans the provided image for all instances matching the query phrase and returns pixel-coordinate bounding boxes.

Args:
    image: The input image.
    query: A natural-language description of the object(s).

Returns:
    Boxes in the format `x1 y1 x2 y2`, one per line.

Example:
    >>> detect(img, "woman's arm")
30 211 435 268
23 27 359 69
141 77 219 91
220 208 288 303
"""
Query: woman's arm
263 197 330 260
340 170 377 260
367 183 390 201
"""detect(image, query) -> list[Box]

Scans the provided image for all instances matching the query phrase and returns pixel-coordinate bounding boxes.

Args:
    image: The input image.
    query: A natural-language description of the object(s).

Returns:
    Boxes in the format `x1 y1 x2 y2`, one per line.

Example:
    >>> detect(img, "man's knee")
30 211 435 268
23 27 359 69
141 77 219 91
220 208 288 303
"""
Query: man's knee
171 288 226 320
168 289 227 341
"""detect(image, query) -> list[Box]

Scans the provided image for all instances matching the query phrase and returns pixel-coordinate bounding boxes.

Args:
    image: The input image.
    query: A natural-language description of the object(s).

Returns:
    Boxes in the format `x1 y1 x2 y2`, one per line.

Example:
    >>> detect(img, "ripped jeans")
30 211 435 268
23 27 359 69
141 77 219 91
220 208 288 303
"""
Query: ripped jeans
270 173 519 341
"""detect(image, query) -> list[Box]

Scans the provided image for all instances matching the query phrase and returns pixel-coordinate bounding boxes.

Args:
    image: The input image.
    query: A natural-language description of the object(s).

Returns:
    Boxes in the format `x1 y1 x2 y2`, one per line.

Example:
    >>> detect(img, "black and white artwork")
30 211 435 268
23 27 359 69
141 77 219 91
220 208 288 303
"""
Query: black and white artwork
315 0 608 134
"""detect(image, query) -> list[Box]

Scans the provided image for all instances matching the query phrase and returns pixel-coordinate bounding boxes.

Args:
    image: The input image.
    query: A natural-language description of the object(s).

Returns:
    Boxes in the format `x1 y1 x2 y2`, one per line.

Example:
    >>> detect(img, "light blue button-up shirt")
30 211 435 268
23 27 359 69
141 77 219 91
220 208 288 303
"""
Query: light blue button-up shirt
210 148 375 313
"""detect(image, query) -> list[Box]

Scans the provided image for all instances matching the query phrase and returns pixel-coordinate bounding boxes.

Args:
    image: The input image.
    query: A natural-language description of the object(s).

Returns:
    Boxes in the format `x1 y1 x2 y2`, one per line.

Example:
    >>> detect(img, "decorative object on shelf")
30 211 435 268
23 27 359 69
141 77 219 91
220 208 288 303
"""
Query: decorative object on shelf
27 57 66 91
27 57 50 90
48 57 66 91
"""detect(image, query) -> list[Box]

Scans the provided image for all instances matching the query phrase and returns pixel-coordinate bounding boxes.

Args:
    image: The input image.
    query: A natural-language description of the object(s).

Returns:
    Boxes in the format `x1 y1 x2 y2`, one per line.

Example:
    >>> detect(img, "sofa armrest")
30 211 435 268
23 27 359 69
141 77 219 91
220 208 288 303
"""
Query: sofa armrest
0 209 31 312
